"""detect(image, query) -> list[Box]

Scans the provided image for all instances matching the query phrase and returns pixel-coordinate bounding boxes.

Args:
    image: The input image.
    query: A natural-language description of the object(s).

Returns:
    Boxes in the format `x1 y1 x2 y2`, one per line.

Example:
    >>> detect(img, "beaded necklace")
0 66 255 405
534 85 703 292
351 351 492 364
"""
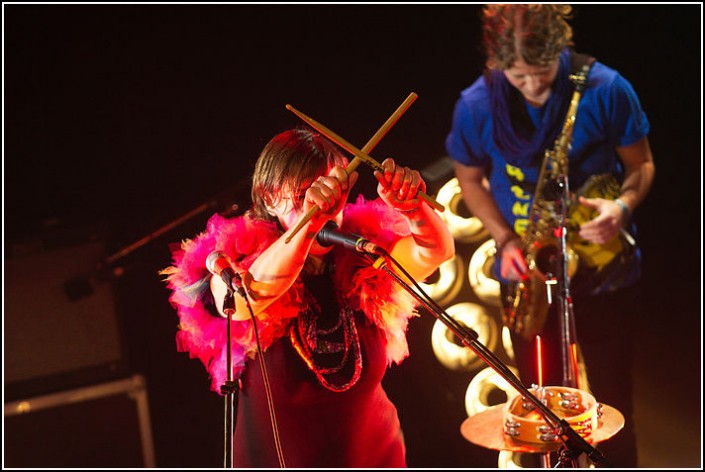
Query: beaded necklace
289 257 363 392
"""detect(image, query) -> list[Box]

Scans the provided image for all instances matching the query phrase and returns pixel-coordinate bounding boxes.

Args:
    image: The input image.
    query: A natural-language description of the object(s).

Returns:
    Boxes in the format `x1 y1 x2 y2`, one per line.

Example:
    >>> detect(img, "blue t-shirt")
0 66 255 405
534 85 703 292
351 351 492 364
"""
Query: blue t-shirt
446 57 650 294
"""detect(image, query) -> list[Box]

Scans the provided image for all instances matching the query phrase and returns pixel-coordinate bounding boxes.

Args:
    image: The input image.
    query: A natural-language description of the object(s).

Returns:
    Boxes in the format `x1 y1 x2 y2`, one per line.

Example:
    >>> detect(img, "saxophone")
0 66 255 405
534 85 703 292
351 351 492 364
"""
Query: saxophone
503 66 589 341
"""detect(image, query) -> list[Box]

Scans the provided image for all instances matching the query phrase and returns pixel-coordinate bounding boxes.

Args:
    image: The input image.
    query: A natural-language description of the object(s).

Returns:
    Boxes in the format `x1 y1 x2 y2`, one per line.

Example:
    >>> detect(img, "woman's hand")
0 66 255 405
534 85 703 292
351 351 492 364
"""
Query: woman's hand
374 157 425 213
304 165 358 218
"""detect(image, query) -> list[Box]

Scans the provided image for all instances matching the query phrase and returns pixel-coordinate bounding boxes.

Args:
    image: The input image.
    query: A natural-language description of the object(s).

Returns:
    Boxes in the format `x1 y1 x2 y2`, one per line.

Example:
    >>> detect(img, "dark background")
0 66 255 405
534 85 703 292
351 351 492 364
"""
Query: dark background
4 4 702 468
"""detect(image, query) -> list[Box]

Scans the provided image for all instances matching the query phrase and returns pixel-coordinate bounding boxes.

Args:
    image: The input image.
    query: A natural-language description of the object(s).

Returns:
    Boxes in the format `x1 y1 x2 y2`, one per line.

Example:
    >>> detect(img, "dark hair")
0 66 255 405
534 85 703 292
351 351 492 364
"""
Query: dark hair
482 4 574 70
250 128 347 220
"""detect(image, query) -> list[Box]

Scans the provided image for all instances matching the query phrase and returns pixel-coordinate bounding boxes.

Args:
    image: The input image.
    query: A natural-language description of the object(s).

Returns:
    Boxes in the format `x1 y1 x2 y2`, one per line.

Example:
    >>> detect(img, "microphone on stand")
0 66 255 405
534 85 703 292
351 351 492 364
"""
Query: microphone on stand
316 221 383 255
206 251 246 297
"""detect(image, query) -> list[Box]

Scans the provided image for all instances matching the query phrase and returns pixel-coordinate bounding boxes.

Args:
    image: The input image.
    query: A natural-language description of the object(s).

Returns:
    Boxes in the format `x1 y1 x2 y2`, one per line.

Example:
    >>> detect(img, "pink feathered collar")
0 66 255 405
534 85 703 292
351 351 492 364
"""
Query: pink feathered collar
162 196 419 393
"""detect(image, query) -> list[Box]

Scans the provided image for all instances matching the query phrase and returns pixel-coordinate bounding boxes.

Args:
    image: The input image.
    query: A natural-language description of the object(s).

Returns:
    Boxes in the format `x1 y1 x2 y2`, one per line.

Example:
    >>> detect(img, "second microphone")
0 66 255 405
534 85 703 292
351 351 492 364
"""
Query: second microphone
316 221 383 255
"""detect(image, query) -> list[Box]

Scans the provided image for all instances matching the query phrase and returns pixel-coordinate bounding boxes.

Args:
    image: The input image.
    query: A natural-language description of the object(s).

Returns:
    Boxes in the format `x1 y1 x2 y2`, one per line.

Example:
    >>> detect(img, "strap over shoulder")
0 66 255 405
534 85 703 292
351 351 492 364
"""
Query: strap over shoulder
569 51 596 73
569 51 596 92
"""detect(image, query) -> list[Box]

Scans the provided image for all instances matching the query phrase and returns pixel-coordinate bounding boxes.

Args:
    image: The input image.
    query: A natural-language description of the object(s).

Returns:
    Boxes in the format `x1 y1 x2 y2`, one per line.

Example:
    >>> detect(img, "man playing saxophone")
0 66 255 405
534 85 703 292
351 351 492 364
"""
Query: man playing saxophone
445 4 655 467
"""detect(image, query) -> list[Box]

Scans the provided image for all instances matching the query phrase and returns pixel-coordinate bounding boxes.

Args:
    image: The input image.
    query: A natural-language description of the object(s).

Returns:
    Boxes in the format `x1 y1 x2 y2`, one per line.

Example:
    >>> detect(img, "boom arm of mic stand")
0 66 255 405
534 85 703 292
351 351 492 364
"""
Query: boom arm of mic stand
105 199 224 265
64 200 226 301
364 252 608 466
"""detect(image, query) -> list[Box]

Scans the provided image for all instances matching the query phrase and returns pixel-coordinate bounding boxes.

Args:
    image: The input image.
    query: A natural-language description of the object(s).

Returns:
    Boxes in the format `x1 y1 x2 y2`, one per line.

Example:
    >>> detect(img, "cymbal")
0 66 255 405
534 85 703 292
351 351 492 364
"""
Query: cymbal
460 403 624 453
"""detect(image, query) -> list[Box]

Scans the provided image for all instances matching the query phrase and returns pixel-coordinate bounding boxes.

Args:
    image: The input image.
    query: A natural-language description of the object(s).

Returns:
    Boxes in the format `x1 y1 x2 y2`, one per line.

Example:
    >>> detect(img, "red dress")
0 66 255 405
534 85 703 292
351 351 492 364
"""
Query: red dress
233 278 406 467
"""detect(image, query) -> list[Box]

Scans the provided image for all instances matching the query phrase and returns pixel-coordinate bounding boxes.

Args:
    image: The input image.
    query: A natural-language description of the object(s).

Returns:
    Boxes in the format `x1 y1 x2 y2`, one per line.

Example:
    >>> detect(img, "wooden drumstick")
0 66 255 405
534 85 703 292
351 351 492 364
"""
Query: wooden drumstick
286 103 446 212
284 92 422 243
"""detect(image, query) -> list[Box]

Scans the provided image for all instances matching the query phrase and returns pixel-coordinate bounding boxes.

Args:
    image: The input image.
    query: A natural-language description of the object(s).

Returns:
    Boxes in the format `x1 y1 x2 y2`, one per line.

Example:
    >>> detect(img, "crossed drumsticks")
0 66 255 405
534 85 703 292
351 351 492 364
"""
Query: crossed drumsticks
284 92 445 243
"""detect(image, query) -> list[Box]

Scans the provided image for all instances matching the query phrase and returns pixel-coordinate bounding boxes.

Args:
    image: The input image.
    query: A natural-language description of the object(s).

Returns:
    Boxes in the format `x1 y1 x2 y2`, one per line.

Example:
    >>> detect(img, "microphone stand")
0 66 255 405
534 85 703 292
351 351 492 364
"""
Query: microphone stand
555 174 580 390
219 289 239 468
552 174 587 467
363 252 608 467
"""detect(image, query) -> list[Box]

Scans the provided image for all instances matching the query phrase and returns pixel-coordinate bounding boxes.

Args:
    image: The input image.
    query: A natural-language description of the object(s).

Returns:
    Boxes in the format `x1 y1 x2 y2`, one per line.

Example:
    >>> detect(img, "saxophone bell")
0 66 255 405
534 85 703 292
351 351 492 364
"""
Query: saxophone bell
503 237 578 340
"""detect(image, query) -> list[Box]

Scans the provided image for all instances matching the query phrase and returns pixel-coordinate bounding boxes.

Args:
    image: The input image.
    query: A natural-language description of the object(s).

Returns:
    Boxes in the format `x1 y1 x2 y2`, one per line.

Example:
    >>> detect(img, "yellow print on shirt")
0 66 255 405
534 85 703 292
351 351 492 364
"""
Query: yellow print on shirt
511 185 531 201
507 164 529 237
506 164 525 182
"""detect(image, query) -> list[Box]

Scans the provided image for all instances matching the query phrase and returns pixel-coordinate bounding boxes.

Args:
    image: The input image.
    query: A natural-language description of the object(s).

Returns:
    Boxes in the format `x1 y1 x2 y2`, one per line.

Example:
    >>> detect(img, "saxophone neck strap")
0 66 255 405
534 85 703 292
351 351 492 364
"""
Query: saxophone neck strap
568 51 596 93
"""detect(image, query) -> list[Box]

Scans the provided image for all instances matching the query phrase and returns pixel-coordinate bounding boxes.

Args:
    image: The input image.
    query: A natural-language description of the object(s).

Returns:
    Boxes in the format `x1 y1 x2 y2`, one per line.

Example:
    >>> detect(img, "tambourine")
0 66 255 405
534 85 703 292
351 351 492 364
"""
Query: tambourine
503 386 600 444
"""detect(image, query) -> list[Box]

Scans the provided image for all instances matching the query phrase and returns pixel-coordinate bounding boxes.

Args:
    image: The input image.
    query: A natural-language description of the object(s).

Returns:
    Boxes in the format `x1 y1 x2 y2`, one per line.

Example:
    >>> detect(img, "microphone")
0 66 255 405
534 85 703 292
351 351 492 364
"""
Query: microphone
316 221 382 255
206 251 245 296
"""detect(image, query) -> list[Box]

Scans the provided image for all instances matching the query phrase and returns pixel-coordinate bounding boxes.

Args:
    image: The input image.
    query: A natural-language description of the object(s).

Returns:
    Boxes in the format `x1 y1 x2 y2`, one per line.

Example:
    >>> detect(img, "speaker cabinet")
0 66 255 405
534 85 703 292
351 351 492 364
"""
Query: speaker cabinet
5 236 129 399
4 375 155 467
